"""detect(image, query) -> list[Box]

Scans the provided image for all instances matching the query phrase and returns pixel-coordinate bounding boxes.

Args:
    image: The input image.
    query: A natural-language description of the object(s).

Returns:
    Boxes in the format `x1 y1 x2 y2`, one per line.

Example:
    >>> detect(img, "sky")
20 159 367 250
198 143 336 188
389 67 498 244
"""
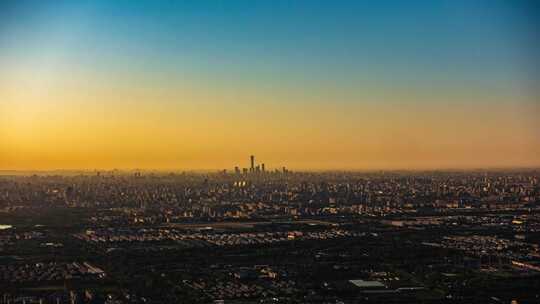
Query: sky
1 0 539 171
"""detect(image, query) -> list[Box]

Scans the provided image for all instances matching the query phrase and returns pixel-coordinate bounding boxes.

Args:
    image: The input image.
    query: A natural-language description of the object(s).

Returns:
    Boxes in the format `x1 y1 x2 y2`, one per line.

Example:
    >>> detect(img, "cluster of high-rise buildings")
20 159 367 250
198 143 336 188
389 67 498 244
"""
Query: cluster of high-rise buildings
233 155 288 175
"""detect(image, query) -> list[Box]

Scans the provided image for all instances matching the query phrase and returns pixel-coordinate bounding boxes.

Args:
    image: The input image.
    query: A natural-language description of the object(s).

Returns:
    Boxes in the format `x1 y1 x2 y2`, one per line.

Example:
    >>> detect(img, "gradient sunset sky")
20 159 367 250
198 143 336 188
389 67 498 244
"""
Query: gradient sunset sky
1 0 539 171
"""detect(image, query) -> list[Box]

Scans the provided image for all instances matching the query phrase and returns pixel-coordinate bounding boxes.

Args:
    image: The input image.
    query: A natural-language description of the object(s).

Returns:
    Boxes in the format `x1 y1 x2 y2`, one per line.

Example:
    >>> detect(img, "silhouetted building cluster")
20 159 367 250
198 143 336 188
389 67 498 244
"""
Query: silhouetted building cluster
232 155 288 176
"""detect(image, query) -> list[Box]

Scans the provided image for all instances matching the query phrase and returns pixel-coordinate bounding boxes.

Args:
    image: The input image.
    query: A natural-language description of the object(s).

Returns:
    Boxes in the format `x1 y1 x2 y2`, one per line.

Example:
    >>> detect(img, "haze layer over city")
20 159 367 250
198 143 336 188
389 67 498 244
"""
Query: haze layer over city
1 1 539 304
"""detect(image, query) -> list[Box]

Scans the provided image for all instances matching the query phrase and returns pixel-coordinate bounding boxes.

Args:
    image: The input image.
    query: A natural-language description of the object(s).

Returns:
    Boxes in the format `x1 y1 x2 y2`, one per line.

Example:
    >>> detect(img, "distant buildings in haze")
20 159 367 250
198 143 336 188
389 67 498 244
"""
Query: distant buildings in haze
234 155 288 176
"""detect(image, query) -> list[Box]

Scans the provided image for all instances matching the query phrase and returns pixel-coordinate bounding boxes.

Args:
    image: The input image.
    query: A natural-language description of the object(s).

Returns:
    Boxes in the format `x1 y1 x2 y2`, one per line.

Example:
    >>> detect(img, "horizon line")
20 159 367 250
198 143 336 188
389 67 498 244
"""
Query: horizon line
1 166 539 175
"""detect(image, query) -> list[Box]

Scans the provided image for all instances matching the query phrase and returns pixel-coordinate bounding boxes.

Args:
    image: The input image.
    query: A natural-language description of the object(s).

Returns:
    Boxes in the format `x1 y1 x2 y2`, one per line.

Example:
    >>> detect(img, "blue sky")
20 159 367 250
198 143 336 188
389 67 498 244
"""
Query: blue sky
1 0 539 170
1 0 538 92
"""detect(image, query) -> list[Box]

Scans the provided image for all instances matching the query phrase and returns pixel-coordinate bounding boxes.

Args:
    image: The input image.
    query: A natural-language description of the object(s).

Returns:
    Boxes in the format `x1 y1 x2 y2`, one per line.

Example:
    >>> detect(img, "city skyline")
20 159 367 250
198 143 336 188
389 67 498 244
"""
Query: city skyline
2 2 540 301
1 0 539 171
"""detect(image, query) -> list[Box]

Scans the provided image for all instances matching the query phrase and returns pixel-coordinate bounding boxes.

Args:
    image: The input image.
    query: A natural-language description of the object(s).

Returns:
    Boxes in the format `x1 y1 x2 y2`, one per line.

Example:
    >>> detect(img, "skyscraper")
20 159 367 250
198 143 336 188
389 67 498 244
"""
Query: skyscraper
250 155 255 172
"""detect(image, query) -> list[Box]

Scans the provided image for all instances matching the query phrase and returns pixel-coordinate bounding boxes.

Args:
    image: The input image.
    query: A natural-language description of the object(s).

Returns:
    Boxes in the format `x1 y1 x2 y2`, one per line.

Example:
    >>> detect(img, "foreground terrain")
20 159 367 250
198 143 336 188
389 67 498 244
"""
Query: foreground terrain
1 170 539 303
